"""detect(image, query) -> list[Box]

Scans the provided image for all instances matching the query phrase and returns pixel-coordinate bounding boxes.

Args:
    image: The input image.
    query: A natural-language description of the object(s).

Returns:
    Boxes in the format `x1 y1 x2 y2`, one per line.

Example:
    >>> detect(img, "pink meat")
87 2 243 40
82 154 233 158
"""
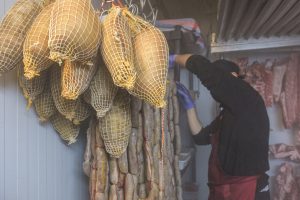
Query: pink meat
234 57 248 76
280 54 298 129
274 163 299 200
272 61 287 102
245 62 265 97
245 62 271 106
295 128 300 145
264 60 274 107
269 143 300 162
297 56 300 125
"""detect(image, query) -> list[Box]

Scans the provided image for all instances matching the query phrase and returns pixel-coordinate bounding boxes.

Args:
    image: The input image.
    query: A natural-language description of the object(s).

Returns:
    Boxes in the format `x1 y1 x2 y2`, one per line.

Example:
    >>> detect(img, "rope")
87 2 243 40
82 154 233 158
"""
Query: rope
160 108 165 158
160 107 165 193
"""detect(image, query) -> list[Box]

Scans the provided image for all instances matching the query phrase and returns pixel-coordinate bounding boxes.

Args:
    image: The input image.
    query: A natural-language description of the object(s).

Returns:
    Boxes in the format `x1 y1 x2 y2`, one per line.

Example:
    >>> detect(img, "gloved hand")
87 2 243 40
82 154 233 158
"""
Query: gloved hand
169 54 176 69
176 82 195 110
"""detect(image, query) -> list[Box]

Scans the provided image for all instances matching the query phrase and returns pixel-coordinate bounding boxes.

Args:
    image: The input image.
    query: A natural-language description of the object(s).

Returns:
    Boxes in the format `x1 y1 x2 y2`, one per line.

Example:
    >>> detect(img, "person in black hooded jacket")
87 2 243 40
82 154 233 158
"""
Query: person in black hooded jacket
170 54 270 200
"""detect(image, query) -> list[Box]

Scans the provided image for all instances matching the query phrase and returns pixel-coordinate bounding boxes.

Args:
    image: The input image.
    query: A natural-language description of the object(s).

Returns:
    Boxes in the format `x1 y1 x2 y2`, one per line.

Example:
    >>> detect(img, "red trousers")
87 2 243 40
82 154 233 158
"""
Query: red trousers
208 178 258 200
208 132 258 200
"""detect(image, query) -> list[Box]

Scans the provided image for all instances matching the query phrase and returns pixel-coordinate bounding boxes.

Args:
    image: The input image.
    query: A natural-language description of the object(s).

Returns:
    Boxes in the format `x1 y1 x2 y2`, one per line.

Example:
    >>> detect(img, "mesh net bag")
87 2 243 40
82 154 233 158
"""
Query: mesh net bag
61 59 97 100
100 6 136 90
23 3 55 79
50 64 90 124
72 99 91 125
124 12 169 108
48 0 101 65
50 112 80 145
83 88 91 104
33 82 56 122
98 89 131 158
84 60 118 118
18 64 48 107
0 0 44 74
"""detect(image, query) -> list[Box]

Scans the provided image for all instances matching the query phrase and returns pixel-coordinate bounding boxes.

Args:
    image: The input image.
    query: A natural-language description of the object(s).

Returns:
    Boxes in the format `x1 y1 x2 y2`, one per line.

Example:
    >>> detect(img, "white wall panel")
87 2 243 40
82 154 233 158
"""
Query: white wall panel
0 1 89 200
0 73 89 200
0 0 5 188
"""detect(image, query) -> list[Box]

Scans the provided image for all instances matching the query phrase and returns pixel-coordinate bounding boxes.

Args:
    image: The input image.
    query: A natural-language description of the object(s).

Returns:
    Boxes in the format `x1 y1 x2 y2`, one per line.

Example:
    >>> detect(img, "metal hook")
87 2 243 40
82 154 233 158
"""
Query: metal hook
123 0 158 24
139 0 146 10
99 0 113 12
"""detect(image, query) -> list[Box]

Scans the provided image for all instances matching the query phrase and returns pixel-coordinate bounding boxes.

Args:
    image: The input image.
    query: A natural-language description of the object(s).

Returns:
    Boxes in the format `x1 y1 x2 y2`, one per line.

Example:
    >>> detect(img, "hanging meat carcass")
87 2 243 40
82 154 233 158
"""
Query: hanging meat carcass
280 54 299 129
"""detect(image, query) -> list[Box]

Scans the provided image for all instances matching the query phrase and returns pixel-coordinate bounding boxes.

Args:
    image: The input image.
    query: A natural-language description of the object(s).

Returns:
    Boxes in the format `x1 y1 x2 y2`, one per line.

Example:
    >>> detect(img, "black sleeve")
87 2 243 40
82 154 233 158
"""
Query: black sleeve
192 126 211 145
186 55 255 114
192 116 220 145
186 55 222 90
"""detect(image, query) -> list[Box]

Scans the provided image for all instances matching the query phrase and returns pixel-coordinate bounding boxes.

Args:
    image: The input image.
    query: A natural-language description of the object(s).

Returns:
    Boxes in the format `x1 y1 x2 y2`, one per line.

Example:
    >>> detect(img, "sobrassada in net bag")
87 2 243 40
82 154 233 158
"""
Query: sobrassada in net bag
124 12 169 108
18 64 48 107
23 3 55 79
33 83 56 122
50 112 80 145
72 99 91 125
50 64 90 124
61 59 97 100
98 90 131 158
48 0 101 65
84 59 118 118
0 0 46 74
100 6 135 90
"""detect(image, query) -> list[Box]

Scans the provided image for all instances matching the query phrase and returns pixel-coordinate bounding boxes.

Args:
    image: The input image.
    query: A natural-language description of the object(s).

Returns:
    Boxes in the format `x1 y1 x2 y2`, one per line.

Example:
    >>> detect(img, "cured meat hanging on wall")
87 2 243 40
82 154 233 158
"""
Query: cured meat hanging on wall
297 59 300 126
296 128 300 145
86 82 183 200
244 61 274 107
272 61 287 103
269 143 300 162
273 163 300 200
280 54 299 129
264 60 274 107
236 54 300 130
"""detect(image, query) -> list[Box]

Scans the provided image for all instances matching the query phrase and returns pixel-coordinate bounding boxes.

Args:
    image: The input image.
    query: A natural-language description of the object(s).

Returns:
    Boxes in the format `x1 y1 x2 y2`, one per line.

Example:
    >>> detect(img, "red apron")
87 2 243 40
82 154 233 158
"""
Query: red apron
208 131 258 200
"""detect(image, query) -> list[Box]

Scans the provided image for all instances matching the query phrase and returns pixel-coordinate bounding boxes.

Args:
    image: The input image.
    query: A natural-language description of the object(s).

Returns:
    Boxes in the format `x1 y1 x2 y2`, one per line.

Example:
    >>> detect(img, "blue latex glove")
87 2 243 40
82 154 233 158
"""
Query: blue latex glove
176 82 195 110
169 54 176 69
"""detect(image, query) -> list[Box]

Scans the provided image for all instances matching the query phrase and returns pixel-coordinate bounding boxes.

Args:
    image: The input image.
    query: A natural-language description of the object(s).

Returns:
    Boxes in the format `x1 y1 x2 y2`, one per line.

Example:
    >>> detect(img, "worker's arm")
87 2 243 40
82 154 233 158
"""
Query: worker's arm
186 108 202 135
174 54 193 68
176 82 211 145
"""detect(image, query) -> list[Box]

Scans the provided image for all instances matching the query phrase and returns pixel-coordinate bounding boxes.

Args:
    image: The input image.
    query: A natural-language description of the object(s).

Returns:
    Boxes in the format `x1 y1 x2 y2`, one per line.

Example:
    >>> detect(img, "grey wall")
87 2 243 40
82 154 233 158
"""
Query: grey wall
0 1 89 200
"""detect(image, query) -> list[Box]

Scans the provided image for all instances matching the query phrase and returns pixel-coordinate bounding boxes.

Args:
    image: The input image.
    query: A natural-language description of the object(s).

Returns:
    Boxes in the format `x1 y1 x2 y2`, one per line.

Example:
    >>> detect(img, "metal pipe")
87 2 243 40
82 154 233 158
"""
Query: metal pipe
255 0 298 38
234 0 268 40
288 24 300 36
224 0 249 41
217 0 234 41
276 14 300 36
244 0 282 39
266 1 300 36
174 25 182 82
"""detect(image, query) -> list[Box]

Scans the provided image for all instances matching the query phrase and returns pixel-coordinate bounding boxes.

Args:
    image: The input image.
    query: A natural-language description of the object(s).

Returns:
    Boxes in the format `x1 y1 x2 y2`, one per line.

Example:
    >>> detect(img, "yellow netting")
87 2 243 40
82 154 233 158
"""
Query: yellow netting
84 60 118 118
123 11 169 108
61 59 97 100
98 89 131 158
50 112 80 145
100 6 136 90
23 3 55 79
18 64 48 108
33 83 56 122
50 64 90 124
48 0 101 65
0 0 43 74
83 89 91 104
72 99 91 125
